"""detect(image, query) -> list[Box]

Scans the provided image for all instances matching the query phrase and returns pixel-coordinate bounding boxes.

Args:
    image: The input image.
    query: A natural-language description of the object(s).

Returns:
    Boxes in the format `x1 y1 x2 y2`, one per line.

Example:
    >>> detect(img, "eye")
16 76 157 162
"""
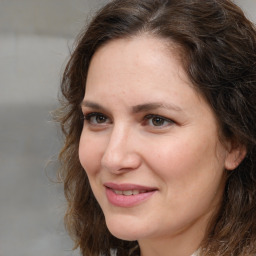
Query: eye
83 112 110 125
143 114 174 127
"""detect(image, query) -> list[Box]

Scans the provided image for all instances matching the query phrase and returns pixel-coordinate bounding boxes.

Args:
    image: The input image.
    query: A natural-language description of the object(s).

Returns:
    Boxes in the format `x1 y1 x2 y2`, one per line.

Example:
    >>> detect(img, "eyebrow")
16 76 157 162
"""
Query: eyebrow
81 100 106 111
81 100 182 113
132 102 182 113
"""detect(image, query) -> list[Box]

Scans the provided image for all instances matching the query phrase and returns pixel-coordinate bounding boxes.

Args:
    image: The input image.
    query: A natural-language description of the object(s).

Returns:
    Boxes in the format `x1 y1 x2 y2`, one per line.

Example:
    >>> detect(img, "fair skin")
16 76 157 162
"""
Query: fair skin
79 35 241 256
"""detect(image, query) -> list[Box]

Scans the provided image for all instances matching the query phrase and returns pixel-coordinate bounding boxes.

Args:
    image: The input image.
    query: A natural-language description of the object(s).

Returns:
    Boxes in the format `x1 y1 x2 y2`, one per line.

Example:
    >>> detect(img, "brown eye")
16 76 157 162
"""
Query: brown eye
95 115 107 123
84 113 110 125
143 114 174 128
151 117 165 126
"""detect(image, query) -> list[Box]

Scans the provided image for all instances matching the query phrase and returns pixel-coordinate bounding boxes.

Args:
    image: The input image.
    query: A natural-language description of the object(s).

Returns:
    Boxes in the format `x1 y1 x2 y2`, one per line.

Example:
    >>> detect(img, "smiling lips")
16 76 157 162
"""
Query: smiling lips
113 189 147 196
104 183 157 207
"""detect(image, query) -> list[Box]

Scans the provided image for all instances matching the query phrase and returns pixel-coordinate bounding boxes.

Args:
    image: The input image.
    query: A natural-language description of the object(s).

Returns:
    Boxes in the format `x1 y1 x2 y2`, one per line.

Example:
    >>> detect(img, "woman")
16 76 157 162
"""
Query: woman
57 0 256 255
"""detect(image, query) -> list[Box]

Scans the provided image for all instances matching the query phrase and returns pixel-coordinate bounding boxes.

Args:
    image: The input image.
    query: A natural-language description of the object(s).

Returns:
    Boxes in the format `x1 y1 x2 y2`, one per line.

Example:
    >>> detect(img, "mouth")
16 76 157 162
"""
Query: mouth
111 189 148 196
104 183 157 207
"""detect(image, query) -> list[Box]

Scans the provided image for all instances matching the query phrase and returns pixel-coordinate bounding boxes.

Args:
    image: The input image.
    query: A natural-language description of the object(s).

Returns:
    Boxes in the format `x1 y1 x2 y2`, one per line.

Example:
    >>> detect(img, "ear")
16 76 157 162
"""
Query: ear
224 142 247 170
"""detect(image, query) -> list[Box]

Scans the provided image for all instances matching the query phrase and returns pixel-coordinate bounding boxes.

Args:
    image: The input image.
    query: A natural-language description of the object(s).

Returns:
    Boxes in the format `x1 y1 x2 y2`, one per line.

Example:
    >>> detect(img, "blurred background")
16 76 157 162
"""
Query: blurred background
0 0 255 256
0 1 108 256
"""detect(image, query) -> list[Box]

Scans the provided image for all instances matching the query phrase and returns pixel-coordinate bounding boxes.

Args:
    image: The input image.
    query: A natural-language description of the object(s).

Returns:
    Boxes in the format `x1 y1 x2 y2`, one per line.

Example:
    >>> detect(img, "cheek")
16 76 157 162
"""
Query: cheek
146 137 226 219
78 131 102 175
144 133 226 188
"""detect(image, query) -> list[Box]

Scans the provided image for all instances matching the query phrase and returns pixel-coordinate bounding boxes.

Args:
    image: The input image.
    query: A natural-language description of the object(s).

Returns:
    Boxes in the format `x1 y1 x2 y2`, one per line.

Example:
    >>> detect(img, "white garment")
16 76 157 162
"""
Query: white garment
191 249 200 256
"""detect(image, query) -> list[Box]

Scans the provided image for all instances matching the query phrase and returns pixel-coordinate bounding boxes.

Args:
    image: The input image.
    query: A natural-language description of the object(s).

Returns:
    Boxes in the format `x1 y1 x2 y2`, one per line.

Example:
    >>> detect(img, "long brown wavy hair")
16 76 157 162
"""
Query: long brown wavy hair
56 0 256 255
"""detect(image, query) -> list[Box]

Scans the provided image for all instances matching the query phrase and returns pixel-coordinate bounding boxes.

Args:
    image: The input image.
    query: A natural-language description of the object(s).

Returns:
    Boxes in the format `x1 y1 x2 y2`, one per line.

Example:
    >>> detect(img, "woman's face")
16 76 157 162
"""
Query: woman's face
79 35 232 249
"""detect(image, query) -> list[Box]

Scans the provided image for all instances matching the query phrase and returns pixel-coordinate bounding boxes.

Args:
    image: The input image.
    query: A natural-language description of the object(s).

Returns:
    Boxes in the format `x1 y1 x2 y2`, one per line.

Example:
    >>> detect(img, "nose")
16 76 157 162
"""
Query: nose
101 126 141 173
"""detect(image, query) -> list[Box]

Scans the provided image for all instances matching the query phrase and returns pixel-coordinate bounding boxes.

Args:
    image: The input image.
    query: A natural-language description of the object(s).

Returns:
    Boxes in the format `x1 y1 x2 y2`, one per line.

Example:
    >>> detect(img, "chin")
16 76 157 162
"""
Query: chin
106 223 138 241
105 216 145 241
110 231 138 241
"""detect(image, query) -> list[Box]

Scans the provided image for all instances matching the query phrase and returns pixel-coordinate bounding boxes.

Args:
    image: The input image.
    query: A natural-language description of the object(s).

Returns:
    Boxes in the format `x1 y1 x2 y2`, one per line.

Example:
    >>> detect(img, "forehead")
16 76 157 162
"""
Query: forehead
85 35 191 95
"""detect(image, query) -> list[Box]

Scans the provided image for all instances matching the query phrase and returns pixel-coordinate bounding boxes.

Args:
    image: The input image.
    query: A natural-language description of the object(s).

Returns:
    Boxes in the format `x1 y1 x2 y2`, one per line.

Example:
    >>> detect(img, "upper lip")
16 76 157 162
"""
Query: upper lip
104 182 157 191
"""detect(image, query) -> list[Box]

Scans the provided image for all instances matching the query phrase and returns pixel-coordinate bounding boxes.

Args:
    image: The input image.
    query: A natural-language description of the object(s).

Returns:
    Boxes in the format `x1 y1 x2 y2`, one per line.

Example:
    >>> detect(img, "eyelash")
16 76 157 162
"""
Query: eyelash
82 112 174 128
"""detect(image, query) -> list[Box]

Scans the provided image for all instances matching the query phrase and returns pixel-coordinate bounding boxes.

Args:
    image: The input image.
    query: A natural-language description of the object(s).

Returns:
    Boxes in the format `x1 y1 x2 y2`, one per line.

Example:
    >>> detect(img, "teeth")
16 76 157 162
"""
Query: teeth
113 189 146 196
132 190 139 195
114 190 123 195
123 190 133 196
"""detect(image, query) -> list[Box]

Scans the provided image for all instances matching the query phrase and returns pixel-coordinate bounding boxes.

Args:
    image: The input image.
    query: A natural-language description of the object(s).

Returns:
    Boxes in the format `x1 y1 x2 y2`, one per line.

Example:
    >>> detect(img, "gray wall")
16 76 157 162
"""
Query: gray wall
0 1 108 256
0 1 255 256
0 0 108 37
